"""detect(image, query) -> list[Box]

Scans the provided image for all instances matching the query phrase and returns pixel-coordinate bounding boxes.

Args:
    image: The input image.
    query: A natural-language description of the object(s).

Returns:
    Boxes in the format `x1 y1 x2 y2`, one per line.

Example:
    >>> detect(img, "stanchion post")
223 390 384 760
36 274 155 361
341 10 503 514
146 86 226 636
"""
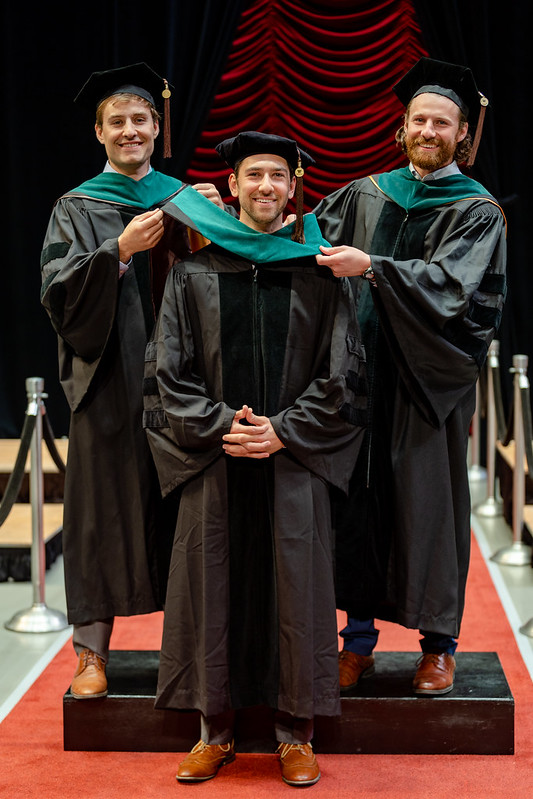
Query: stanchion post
474 341 503 516
4 377 69 633
469 380 487 482
491 355 533 566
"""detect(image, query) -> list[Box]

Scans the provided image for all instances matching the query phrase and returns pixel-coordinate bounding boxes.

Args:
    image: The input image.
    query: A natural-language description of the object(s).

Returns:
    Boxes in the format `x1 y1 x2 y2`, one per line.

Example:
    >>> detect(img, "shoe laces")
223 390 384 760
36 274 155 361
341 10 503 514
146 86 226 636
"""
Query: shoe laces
81 649 104 667
277 742 312 759
191 739 232 754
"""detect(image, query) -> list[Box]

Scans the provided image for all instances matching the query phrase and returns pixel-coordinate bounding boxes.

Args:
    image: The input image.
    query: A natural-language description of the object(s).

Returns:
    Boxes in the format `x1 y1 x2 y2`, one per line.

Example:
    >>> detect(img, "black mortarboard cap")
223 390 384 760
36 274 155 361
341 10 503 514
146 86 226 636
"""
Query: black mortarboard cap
393 57 489 166
216 131 315 245
75 62 171 110
75 62 173 157
215 131 314 171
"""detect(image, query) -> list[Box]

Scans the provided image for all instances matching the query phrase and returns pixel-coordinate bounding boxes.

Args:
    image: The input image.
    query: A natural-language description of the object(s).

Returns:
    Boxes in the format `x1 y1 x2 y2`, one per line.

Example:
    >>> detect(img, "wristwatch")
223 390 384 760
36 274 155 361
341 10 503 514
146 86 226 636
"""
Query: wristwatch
362 265 376 284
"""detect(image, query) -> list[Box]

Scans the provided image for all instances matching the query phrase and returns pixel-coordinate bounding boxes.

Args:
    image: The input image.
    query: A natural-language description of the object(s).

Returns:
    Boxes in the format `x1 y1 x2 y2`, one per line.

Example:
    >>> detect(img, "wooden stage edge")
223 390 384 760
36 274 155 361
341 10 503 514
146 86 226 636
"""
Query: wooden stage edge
1 438 66 581
0 437 68 475
63 650 514 755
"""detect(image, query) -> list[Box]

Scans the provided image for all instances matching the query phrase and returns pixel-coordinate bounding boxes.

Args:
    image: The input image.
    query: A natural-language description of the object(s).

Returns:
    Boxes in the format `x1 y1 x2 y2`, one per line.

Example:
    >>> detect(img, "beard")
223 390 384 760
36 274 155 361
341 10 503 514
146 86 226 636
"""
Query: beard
238 196 287 231
405 135 458 172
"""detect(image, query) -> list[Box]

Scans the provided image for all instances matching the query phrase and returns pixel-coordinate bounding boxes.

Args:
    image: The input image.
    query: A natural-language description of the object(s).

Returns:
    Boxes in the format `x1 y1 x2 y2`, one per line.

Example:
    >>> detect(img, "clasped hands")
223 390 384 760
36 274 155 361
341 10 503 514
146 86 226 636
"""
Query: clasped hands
222 405 284 459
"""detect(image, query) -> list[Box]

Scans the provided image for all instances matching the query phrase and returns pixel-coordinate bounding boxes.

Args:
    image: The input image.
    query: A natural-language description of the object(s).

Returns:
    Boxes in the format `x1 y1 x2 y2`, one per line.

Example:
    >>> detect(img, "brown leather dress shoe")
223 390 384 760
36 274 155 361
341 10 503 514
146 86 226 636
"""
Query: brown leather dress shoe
71 648 107 699
176 740 235 782
338 650 375 690
277 742 320 786
413 653 456 695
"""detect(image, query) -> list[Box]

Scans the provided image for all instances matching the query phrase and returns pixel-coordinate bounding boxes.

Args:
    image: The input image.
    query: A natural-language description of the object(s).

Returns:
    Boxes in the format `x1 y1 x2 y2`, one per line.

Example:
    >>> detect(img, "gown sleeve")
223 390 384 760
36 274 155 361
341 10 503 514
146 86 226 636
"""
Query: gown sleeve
155 267 236 450
40 198 124 411
315 182 506 429
370 200 506 427
40 197 121 362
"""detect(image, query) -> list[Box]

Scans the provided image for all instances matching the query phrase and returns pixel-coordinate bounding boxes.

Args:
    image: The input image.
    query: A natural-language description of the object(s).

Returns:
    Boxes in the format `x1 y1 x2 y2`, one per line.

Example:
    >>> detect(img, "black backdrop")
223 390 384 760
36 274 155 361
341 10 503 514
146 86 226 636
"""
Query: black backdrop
0 0 528 437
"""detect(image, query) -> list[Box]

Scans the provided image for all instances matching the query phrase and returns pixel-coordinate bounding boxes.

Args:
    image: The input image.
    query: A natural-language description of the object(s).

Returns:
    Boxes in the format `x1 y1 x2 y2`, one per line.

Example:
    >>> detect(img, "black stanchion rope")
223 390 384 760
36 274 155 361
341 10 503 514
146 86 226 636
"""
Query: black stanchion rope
0 413 37 527
42 412 66 473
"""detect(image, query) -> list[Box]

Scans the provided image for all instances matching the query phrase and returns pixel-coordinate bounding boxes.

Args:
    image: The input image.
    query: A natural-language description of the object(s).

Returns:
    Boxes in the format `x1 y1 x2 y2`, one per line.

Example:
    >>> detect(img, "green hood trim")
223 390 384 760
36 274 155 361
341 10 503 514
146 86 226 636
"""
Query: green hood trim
65 170 183 209
373 167 495 212
162 184 330 263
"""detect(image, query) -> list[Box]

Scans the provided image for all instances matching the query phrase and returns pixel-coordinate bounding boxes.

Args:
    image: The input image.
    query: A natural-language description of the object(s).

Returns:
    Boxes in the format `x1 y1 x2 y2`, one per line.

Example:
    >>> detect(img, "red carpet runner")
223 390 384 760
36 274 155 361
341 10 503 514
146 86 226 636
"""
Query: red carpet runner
1 533 531 798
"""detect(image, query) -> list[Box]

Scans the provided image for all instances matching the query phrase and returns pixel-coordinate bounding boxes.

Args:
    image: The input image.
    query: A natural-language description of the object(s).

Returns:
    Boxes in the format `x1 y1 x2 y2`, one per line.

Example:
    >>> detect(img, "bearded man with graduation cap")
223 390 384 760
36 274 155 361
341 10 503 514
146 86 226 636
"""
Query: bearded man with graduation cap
40 62 207 699
314 58 507 695
143 131 367 786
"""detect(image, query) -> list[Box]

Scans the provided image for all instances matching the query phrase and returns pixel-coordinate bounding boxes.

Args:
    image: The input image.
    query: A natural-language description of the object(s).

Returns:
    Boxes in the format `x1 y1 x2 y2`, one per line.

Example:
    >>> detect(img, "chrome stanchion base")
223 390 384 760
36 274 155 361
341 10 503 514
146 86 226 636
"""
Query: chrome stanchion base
490 541 532 566
519 617 533 638
4 602 69 633
473 496 504 517
468 464 487 482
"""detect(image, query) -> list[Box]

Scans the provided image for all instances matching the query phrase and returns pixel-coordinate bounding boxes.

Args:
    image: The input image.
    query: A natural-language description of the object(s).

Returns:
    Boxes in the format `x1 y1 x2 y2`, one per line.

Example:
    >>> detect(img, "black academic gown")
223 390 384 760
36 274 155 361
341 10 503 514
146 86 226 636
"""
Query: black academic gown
144 244 367 719
40 180 184 624
314 172 506 637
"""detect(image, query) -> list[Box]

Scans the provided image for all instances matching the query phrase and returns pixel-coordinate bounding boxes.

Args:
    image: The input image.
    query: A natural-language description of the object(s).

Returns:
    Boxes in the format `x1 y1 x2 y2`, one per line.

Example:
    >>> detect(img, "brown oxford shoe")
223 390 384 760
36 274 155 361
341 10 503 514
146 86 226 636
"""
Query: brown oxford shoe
70 648 108 699
176 739 235 782
277 742 320 787
413 653 456 695
338 650 375 690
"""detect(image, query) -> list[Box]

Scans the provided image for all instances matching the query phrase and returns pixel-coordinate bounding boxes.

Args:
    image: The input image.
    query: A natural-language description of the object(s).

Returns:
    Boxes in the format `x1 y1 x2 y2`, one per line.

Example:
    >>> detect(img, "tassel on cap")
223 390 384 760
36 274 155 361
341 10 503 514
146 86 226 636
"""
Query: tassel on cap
292 150 305 244
162 79 172 159
466 93 488 167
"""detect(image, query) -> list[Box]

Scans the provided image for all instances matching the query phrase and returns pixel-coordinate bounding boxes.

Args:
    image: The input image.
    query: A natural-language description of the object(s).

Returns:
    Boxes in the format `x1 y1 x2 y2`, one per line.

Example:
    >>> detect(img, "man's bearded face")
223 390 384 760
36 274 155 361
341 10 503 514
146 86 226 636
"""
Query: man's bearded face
404 93 468 176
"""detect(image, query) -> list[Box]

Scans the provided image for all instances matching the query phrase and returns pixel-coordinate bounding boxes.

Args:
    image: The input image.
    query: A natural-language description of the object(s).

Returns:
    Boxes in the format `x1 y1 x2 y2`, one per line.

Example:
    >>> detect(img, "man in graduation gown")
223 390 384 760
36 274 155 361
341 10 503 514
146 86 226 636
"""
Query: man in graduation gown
143 132 367 786
40 63 210 699
314 58 507 695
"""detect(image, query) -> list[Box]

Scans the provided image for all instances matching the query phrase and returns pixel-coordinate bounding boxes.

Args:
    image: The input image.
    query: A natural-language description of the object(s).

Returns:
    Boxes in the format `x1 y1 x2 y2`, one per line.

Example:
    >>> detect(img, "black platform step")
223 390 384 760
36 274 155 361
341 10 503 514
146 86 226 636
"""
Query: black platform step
63 650 514 755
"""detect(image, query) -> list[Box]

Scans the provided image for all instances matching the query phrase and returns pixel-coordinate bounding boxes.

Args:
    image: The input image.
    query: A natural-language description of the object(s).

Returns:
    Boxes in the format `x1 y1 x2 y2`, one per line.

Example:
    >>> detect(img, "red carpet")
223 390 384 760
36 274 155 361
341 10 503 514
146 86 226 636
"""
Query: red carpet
1 533 532 798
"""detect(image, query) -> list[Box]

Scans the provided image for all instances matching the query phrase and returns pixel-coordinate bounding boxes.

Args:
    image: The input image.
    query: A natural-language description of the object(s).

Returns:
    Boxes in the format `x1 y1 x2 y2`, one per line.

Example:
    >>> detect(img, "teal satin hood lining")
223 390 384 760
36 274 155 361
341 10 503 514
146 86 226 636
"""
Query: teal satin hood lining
374 167 493 212
163 184 330 264
66 170 183 209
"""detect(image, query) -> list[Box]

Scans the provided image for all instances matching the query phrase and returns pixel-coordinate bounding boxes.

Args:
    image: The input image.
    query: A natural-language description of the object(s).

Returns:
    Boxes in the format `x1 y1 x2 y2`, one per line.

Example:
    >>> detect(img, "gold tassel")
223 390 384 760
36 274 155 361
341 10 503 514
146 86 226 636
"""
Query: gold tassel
291 151 305 244
466 93 488 167
162 80 172 159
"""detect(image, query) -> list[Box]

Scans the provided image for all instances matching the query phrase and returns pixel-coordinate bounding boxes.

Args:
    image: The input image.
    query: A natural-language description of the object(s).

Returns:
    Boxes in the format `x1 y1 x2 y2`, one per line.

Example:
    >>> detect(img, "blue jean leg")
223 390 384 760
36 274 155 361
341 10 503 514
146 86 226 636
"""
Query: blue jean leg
340 617 379 656
340 617 457 656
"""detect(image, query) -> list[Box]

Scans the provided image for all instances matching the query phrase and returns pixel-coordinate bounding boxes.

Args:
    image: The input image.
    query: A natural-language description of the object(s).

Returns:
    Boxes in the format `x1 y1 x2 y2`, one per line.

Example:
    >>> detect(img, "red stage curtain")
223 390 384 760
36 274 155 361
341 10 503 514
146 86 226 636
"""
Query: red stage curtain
185 0 428 211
